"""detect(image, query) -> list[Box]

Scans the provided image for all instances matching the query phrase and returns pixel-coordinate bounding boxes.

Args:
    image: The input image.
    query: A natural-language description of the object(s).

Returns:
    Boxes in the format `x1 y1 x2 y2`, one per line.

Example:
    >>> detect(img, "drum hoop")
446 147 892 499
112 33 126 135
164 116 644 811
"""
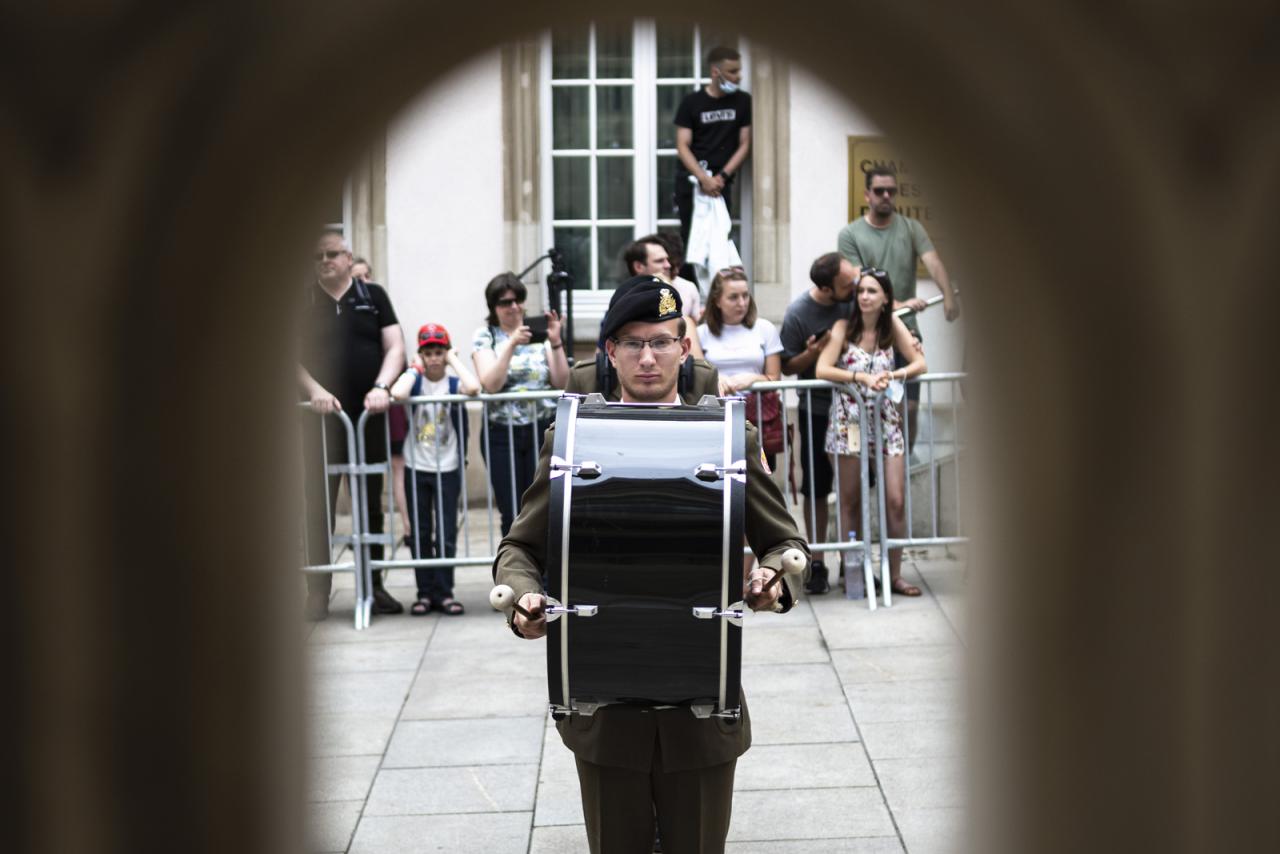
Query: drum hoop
558 395 582 709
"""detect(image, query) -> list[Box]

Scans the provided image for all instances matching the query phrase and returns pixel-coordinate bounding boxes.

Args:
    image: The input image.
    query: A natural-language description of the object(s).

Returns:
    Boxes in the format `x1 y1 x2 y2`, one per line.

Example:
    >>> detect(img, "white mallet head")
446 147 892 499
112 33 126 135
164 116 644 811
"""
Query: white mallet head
782 548 807 575
490 584 516 612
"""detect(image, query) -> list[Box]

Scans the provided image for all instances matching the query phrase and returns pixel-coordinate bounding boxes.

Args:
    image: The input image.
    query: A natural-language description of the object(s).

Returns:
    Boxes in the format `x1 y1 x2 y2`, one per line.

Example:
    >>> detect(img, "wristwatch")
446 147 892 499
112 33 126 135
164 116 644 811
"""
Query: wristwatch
373 382 390 393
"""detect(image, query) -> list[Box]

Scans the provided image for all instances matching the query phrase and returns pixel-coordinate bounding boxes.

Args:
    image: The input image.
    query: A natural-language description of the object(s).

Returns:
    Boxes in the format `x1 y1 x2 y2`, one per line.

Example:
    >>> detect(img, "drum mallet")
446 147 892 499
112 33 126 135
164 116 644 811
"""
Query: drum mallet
762 547 808 594
489 584 538 621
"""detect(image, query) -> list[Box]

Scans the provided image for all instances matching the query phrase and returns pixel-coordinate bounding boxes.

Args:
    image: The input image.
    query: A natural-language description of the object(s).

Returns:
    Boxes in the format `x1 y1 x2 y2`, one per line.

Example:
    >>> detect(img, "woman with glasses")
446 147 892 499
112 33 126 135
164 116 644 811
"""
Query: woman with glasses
816 268 927 596
472 272 569 535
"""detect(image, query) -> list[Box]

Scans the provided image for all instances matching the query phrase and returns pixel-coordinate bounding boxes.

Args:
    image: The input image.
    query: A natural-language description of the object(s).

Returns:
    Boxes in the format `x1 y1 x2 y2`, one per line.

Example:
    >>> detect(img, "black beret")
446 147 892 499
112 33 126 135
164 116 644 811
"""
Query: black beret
600 277 683 344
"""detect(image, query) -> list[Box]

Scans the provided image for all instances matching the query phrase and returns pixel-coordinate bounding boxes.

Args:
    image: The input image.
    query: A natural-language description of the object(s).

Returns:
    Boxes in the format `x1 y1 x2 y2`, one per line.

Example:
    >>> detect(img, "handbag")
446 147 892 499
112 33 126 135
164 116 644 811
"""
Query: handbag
743 390 785 455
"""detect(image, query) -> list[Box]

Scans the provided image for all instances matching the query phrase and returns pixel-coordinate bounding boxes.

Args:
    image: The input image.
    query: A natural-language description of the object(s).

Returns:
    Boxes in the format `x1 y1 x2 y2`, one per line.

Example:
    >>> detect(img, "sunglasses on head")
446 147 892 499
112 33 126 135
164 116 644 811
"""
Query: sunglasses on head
717 265 747 277
314 249 345 261
870 186 898 197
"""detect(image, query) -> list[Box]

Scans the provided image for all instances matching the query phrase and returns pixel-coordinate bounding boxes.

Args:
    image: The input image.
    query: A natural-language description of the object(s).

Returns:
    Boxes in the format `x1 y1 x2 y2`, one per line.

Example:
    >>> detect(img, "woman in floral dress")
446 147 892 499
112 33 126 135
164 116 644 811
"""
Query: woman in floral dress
816 267 926 596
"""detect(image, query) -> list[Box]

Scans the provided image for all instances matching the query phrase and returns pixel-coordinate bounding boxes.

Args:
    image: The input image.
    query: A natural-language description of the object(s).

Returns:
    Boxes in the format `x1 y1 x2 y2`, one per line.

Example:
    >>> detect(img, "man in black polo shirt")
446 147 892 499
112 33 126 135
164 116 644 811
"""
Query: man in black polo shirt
299 229 406 620
673 45 752 257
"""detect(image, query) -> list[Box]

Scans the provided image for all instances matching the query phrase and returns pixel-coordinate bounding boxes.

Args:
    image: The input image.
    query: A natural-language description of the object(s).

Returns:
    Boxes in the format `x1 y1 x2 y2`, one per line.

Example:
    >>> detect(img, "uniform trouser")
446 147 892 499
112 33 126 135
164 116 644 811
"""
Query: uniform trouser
302 410 387 597
574 754 737 854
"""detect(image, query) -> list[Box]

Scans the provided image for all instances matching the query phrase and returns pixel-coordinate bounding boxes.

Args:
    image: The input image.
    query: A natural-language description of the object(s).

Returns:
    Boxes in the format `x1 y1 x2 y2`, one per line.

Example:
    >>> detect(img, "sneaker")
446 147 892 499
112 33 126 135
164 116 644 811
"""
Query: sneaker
304 590 330 622
371 585 405 615
805 560 830 595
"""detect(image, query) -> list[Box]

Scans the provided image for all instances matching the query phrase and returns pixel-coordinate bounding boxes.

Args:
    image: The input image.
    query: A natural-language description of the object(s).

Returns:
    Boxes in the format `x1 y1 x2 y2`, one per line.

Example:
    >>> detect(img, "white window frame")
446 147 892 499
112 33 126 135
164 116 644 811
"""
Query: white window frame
540 22 751 291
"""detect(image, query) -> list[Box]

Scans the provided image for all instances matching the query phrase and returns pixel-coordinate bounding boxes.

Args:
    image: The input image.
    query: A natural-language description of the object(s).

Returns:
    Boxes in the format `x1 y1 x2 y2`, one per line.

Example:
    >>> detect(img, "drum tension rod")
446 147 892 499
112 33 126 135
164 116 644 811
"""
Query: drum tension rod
550 456 603 480
694 462 746 482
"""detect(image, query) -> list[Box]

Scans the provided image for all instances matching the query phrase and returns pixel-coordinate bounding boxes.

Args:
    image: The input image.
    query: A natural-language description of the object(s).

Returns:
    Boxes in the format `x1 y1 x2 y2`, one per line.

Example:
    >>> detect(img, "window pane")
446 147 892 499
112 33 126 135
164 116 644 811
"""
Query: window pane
597 157 633 221
552 87 589 150
595 23 632 79
552 26 589 78
656 84 688 149
656 154 680 219
597 226 634 290
553 227 592 289
596 87 632 150
656 22 694 78
553 157 590 221
700 31 740 77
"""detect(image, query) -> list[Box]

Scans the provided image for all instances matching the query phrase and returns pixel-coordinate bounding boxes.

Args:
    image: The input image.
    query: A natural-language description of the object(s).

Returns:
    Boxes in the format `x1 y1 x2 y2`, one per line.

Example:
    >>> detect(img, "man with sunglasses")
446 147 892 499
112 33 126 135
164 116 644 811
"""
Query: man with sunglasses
837 166 959 450
494 280 806 854
298 229 407 620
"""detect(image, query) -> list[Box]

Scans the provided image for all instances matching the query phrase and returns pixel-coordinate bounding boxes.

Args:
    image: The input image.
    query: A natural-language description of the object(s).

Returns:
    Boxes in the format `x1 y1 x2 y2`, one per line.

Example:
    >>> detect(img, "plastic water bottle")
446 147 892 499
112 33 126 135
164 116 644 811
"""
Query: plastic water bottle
846 531 865 599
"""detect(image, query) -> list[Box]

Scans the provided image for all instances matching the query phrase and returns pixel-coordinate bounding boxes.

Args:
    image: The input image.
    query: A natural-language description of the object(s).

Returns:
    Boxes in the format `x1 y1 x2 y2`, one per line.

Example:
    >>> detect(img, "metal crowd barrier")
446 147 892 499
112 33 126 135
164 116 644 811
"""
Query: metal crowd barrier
298 406 371 629
301 375 966 626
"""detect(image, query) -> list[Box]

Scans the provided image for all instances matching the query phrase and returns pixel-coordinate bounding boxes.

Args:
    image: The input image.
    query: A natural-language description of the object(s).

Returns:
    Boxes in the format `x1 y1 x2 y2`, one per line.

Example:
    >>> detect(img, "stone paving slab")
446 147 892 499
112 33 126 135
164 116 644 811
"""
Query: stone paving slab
893 807 965 854
873 757 966 812
831 645 962 683
734 742 876 790
348 812 532 854
726 839 904 853
307 639 427 673
382 715 545 768
308 755 381 803
306 800 363 853
843 679 963 725
728 786 896 841
364 764 538 815
858 719 964 761
308 712 399 758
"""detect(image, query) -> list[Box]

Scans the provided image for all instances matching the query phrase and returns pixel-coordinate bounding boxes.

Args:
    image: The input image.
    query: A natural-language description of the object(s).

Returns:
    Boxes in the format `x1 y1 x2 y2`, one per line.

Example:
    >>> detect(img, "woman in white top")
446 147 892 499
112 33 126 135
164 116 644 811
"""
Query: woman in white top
698 266 783 415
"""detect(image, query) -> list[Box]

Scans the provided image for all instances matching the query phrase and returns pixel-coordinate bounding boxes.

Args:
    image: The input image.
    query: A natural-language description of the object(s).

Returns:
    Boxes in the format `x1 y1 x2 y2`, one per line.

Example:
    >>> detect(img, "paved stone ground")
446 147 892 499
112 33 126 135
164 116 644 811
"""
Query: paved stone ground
304 536 966 853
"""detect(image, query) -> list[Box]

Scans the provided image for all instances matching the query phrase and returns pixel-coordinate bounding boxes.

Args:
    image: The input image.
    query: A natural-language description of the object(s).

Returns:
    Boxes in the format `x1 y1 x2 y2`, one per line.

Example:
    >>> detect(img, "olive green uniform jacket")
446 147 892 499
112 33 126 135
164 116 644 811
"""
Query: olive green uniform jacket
493 415 808 773
564 357 721 405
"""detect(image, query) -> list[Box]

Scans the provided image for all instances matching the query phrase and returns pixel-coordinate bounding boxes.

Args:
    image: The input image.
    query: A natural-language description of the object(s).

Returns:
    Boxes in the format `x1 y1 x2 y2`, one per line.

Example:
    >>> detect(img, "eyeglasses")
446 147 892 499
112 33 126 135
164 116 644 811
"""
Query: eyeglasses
495 297 524 307
870 186 898 197
314 249 345 261
859 267 886 279
612 336 681 356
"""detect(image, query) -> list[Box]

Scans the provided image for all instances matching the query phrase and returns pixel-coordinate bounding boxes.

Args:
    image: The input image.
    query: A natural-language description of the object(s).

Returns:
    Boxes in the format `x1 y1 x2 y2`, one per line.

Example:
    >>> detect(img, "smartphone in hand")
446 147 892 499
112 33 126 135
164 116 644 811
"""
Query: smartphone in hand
524 314 549 344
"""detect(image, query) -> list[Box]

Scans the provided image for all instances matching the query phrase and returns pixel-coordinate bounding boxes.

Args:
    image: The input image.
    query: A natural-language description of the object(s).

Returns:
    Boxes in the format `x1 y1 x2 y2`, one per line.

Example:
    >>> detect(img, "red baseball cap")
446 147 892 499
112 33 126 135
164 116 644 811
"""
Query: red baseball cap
417 323 451 348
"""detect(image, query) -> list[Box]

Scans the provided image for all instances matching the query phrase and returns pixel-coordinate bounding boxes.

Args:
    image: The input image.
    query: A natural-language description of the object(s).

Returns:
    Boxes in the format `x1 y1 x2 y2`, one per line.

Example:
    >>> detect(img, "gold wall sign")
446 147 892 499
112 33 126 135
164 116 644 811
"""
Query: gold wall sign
847 136 947 275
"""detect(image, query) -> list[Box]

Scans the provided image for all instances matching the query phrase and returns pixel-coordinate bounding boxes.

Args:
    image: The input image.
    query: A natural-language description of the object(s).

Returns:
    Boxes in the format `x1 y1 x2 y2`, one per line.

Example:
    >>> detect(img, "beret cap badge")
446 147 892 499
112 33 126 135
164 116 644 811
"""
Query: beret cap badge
657 288 677 317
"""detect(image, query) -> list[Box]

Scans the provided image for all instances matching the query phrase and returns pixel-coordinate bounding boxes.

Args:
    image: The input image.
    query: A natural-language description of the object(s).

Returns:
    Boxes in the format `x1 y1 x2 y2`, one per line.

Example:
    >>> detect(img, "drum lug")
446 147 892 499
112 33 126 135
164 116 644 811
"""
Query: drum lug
690 703 742 720
551 456 603 480
692 605 744 626
545 597 598 621
694 462 747 482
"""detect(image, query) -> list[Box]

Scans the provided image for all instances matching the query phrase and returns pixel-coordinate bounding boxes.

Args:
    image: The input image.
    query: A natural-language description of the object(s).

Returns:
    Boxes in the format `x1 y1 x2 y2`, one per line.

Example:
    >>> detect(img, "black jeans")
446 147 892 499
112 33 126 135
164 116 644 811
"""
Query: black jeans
404 466 462 600
482 417 552 536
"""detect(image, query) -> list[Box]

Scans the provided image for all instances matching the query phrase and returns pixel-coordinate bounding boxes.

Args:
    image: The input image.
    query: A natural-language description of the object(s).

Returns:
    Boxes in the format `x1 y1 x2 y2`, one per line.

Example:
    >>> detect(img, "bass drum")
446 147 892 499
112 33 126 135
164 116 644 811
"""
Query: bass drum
545 394 746 719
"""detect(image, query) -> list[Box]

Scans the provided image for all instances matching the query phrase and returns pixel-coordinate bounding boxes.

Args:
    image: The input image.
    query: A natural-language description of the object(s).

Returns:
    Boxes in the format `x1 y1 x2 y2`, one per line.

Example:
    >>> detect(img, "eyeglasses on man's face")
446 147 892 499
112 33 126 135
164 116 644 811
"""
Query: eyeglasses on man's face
495 297 524 308
314 249 346 261
612 336 681 356
870 185 898 197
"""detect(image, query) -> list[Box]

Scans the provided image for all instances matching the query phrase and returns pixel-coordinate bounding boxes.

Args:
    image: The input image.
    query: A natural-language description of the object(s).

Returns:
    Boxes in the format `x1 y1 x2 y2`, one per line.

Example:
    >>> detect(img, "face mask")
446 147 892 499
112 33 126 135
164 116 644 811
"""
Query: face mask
887 379 905 405
718 78 739 95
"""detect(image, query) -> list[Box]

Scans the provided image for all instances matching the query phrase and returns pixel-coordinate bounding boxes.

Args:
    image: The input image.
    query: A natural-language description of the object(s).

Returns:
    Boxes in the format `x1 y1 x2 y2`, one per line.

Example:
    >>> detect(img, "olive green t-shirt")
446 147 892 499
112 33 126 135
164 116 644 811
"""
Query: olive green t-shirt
836 215 934 337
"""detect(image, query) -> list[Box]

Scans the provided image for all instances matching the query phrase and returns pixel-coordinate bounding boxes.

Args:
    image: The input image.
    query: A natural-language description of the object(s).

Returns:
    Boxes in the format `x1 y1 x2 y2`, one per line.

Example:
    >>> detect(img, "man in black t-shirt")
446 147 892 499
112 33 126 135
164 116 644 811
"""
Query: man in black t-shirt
299 229 407 620
673 45 752 256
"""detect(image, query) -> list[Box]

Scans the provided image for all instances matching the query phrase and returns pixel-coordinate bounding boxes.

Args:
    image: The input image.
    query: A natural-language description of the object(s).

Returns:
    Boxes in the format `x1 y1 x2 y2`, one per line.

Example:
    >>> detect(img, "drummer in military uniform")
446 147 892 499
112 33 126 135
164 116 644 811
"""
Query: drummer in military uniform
494 280 808 854
563 275 721 404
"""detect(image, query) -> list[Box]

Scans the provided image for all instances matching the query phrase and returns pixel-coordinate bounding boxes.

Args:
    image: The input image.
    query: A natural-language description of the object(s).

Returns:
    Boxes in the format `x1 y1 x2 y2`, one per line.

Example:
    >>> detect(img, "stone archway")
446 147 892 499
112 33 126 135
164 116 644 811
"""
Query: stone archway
4 2 1276 852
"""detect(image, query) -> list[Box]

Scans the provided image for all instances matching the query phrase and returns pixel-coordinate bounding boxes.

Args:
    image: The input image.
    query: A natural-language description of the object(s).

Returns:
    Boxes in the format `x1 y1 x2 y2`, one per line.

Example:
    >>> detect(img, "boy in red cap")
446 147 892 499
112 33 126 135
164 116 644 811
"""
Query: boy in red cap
390 324 480 615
